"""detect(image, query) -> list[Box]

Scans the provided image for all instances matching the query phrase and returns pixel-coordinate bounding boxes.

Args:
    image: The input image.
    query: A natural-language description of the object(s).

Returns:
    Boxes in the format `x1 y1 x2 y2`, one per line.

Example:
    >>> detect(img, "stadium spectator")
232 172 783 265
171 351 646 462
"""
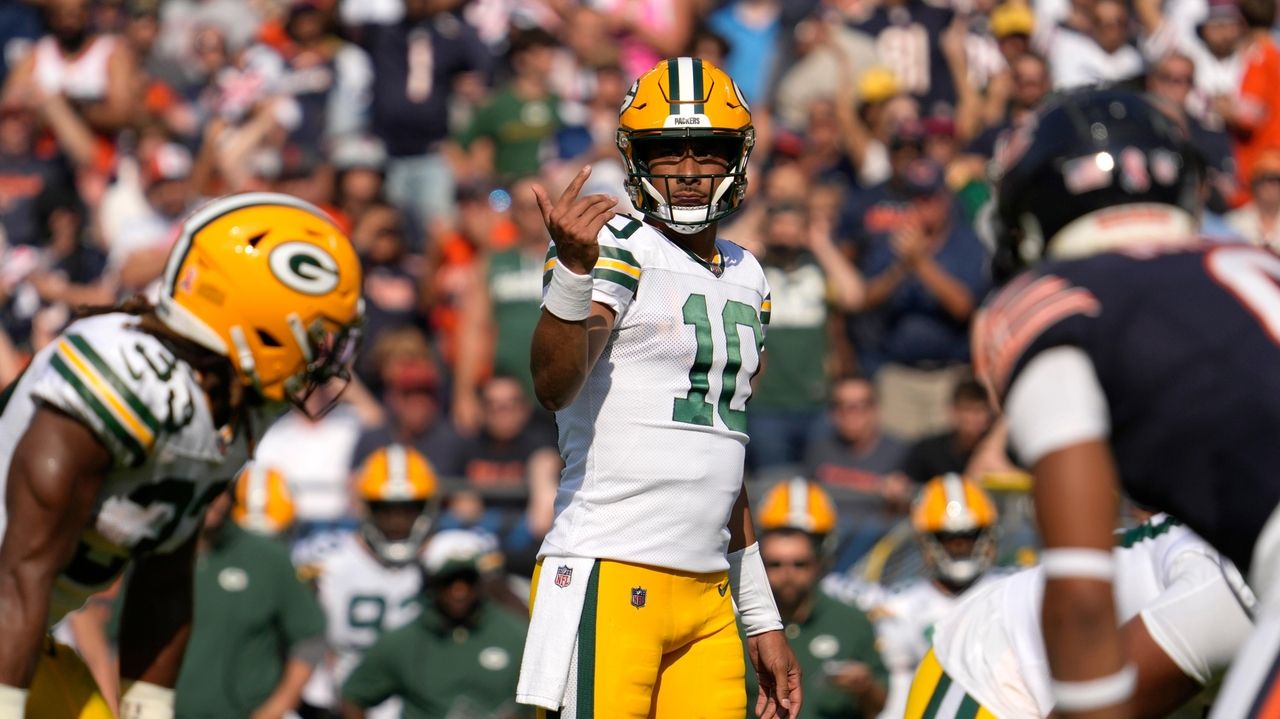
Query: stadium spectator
453 374 560 570
964 52 1050 159
175 487 326 719
104 141 197 294
774 15 878 133
271 0 373 147
748 527 888 719
359 0 490 238
1045 0 1143 89
256 379 379 538
457 27 560 184
1138 0 1244 124
804 375 910 497
0 100 78 248
354 201 427 345
1227 148 1280 249
988 2 1034 65
748 200 862 471
849 0 959 118
341 529 529 719
353 326 467 476
331 134 389 232
1225 0 1280 202
706 0 783 106
593 0 697 81
901 377 994 485
850 159 987 438
452 175 547 432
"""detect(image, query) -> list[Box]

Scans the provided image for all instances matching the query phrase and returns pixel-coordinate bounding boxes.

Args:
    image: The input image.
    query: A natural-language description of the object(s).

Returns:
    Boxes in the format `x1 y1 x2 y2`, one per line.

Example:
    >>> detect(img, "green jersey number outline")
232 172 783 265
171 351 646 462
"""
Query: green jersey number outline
672 294 763 432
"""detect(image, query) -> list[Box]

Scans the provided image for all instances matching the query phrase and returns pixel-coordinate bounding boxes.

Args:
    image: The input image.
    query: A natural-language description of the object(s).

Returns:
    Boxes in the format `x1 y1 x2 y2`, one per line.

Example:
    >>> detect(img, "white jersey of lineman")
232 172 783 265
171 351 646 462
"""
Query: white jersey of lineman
539 216 771 573
874 572 1003 719
932 515 1254 718
0 313 261 624
300 531 422 714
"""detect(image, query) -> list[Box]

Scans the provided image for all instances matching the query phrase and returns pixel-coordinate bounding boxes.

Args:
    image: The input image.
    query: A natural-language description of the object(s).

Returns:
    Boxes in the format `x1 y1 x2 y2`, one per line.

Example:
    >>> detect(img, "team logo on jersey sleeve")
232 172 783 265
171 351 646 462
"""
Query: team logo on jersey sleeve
554 565 573 588
631 586 647 609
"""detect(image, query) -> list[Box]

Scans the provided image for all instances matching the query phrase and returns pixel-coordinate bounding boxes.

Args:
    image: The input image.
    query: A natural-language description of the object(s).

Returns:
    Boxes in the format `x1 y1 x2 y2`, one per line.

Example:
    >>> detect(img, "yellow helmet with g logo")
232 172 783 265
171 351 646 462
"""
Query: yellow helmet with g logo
156 192 363 408
231 463 295 536
354 444 438 565
912 474 999 589
616 57 754 232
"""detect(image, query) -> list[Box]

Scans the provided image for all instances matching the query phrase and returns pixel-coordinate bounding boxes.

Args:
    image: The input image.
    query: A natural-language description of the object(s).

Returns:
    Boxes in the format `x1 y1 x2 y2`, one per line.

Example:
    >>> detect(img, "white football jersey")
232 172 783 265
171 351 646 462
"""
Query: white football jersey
539 216 771 573
874 573 1003 719
932 516 1254 718
0 313 263 624
301 532 422 713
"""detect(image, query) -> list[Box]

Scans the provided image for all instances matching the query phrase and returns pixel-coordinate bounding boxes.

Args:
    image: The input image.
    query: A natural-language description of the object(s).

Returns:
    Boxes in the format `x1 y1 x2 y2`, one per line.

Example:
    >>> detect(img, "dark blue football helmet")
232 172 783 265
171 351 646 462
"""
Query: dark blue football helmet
986 88 1204 282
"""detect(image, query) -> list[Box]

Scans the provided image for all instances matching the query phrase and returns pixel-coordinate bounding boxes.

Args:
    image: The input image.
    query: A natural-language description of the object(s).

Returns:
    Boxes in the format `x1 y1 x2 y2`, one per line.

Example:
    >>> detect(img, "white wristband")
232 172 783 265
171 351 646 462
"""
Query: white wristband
0 684 26 718
543 259 594 322
1051 664 1137 712
120 681 175 719
1041 548 1115 581
728 542 784 637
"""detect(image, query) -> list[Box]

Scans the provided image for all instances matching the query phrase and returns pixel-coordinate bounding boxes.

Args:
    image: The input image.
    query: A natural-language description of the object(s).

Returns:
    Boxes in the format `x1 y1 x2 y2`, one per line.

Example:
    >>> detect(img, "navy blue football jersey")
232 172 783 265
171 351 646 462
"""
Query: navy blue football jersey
851 0 957 116
974 243 1280 572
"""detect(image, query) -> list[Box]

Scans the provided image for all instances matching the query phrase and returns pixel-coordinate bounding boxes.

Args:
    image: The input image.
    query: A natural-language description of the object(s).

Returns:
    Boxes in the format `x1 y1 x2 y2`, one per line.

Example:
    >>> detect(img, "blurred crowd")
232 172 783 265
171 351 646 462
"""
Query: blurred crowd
4 0 1278 714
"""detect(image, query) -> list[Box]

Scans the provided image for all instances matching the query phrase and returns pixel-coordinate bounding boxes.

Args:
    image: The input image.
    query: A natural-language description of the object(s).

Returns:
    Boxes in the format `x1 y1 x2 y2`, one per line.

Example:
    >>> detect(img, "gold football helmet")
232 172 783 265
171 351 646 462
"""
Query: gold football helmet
231 463 296 536
912 474 999 589
156 192 364 409
758 478 838 536
354 444 439 566
616 57 754 233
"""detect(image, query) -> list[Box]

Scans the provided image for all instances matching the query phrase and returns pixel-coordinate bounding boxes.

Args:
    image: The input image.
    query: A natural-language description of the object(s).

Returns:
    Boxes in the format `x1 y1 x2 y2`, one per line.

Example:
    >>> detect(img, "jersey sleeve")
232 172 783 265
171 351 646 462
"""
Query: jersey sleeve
1138 544 1254 685
971 270 1103 402
541 215 644 317
28 323 187 469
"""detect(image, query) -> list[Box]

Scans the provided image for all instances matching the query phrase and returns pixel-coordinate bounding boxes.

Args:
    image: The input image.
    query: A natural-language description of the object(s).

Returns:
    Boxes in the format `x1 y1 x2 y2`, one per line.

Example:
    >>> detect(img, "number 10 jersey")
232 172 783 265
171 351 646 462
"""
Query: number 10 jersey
539 216 772 574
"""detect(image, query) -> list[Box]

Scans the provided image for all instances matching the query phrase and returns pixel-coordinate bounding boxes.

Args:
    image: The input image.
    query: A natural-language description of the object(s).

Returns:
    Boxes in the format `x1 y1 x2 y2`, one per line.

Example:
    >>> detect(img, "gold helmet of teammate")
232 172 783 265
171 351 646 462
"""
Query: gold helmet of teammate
911 474 999 590
155 192 364 411
231 463 296 536
354 444 439 566
758 478 838 536
616 57 754 233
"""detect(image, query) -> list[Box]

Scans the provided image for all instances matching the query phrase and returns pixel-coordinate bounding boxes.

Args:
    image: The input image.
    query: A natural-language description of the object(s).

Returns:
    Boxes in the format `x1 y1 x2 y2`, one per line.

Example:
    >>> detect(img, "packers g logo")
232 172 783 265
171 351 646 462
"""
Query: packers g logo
268 241 340 295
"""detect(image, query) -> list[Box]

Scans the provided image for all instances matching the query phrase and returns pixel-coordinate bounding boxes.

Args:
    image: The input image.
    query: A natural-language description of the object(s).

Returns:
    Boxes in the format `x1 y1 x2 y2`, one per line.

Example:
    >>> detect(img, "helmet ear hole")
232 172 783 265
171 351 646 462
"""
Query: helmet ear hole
256 329 283 348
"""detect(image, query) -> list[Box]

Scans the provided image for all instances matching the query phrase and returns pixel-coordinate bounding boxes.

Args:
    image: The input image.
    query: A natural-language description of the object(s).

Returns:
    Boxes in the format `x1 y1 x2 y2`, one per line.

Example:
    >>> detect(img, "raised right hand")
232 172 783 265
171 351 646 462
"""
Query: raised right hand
531 165 619 275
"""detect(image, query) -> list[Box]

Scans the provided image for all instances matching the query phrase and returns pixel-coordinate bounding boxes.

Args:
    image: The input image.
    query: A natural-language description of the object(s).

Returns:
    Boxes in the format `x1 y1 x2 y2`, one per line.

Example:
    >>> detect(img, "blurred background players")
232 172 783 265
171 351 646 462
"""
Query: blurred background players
873 474 1000 719
175 468 326 719
915 514 1255 718
341 529 529 719
751 478 890 719
298 444 438 719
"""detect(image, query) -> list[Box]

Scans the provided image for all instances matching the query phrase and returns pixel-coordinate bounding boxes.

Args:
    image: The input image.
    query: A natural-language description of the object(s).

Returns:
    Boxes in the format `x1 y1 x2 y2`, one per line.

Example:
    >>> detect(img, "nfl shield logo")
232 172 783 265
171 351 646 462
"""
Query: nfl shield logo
631 586 647 609
554 565 573 588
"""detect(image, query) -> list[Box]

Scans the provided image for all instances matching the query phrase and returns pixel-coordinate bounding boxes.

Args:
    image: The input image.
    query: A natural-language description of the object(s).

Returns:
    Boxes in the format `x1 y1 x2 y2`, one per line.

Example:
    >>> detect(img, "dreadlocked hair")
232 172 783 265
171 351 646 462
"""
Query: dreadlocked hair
74 296 259 453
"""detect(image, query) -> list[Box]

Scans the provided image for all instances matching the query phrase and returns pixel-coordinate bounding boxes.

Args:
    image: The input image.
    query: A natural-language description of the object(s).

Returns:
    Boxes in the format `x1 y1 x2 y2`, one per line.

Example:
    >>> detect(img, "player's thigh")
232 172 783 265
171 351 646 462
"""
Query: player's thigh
905 649 996 719
27 641 115 719
647 614 745 719
565 561 667 719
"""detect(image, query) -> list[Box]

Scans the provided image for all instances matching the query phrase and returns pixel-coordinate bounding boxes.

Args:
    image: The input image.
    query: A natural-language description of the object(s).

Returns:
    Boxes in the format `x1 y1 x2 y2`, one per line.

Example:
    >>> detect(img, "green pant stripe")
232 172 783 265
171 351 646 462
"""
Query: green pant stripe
50 354 143 465
577 562 600 718
921 672 952 719
956 693 981 719
67 335 160 434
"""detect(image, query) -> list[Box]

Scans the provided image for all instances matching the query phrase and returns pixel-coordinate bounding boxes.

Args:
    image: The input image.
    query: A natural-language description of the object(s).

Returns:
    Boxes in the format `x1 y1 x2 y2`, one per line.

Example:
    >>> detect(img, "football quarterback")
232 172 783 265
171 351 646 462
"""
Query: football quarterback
519 57 801 718
0 192 362 718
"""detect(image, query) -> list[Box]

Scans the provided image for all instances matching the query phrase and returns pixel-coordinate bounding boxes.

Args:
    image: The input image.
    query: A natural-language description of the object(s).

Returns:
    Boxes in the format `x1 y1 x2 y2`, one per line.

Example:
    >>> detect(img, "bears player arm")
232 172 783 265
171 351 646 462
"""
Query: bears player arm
0 405 111 689
1005 347 1131 718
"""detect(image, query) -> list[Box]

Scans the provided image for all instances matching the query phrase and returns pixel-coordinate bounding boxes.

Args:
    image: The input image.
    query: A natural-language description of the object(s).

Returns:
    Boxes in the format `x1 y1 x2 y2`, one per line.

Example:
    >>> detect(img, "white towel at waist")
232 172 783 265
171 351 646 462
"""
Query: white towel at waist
517 556 597 711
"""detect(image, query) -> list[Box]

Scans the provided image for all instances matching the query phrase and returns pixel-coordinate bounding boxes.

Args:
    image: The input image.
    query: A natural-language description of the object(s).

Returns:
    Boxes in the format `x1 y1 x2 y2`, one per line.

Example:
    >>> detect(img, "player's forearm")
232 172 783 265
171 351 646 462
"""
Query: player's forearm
0 567 60 686
856 680 887 717
254 657 315 717
1042 582 1130 719
119 537 196 687
531 311 593 411
340 700 368 719
727 484 755 554
914 256 975 320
